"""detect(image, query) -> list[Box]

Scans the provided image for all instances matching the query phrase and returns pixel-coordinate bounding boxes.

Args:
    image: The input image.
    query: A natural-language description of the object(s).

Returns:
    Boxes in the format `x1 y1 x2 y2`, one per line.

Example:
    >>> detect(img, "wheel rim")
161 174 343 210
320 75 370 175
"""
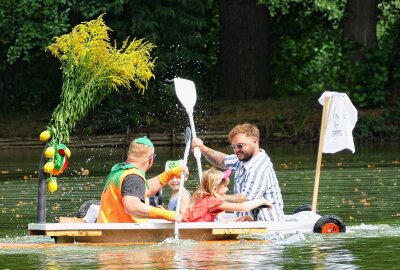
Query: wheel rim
321 222 340 233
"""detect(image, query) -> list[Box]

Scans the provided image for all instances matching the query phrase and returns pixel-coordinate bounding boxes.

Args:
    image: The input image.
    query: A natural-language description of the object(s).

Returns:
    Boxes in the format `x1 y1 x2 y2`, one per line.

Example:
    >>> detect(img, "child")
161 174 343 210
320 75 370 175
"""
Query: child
183 167 272 222
165 160 191 214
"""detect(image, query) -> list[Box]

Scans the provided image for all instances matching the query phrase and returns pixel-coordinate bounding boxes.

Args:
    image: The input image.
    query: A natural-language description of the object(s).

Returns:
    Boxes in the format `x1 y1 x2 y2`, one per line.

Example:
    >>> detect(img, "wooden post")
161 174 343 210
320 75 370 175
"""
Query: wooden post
311 97 330 212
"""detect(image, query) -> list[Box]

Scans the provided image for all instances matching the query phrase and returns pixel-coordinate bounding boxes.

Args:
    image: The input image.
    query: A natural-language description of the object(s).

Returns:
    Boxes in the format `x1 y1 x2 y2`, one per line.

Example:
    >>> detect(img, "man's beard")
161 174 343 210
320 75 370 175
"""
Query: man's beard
237 151 252 162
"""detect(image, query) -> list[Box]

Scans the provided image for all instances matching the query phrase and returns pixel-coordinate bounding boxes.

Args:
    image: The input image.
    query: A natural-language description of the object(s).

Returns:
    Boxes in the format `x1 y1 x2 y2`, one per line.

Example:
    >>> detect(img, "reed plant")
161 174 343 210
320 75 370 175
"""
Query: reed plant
46 14 155 144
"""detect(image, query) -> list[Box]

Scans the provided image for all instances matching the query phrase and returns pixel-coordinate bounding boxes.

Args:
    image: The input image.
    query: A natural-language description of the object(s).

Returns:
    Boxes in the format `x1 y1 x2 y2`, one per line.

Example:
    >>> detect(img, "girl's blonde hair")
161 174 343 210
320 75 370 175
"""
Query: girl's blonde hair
190 167 229 203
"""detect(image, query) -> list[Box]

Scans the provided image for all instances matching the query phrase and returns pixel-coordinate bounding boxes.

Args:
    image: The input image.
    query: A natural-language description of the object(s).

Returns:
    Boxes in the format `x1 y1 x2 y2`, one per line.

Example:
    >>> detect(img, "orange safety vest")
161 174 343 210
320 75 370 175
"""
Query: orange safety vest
97 163 149 223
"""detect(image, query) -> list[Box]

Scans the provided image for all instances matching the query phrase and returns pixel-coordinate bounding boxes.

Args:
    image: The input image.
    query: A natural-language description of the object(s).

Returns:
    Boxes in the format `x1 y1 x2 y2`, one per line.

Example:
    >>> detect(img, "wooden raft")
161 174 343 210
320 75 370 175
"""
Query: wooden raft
28 221 269 244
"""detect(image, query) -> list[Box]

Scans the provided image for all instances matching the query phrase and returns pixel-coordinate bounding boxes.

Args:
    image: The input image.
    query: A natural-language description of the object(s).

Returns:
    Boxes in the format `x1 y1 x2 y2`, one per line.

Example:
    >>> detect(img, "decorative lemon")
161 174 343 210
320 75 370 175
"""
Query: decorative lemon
45 146 56 158
48 178 58 193
64 148 71 158
39 130 51 141
44 161 55 173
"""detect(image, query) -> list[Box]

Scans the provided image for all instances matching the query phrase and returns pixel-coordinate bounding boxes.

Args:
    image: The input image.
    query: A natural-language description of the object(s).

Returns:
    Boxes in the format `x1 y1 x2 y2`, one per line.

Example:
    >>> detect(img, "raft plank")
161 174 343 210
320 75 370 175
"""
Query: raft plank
46 230 102 237
28 221 272 243
212 228 267 235
29 221 270 231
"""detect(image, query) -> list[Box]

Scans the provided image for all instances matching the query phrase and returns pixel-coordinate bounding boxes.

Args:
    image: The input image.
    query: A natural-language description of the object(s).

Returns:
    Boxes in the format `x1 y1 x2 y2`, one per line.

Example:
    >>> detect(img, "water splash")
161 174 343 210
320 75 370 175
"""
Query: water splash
159 237 198 246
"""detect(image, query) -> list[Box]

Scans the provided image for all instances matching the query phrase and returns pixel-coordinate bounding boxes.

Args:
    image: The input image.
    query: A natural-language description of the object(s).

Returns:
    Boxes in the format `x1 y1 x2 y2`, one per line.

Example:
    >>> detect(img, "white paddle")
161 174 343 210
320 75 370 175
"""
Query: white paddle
174 78 203 181
174 127 192 240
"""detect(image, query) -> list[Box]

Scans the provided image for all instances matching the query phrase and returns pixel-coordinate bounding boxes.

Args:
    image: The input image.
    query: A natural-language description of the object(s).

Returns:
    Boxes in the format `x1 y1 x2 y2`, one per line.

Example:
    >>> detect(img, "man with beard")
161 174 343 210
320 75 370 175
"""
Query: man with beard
191 123 284 221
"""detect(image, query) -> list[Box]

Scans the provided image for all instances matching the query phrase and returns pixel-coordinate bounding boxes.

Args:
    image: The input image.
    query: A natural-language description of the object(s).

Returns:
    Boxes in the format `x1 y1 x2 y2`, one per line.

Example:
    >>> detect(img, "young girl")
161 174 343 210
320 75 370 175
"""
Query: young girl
165 160 191 214
183 167 272 222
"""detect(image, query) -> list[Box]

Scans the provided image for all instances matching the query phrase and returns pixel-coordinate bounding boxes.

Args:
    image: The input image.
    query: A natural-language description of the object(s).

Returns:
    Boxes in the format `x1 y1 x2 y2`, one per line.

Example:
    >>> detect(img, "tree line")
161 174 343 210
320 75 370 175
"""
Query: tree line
1 1 399 122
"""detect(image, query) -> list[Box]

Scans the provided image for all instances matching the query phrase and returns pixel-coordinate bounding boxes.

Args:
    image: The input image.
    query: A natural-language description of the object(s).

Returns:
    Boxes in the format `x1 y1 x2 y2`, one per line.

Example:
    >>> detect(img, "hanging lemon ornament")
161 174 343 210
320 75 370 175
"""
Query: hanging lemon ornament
47 177 58 193
40 130 51 141
44 161 55 174
45 146 56 158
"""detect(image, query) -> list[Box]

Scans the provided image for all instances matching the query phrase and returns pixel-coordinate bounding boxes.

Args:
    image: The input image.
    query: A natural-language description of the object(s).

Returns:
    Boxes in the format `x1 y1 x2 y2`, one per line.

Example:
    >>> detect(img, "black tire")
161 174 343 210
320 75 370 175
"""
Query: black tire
76 199 100 218
292 204 321 215
313 215 346 233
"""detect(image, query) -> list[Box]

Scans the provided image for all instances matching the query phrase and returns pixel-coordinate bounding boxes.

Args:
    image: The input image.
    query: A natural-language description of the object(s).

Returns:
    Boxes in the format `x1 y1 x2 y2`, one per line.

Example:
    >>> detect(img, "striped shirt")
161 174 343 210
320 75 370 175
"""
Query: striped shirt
224 149 284 221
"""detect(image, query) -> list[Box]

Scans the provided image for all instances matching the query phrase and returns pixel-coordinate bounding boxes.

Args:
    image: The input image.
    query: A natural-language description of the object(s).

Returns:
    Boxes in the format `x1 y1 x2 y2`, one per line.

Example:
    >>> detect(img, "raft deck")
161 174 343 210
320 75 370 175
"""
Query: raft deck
29 213 320 244
29 221 272 243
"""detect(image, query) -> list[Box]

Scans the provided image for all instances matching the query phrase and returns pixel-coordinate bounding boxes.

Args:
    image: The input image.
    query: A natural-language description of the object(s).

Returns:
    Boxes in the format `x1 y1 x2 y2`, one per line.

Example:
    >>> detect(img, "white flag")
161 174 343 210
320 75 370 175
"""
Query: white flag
318 91 358 154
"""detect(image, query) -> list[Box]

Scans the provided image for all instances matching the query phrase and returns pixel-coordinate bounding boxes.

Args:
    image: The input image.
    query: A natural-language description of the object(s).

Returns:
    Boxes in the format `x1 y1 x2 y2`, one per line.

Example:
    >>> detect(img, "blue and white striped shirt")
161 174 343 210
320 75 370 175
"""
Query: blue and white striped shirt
224 149 284 221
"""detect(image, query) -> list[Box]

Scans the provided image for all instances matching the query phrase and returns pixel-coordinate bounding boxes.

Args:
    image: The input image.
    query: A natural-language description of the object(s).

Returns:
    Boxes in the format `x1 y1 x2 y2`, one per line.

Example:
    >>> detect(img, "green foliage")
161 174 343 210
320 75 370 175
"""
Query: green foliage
116 0 218 97
267 0 399 109
46 15 155 144
377 0 400 39
71 0 127 18
0 0 71 64
81 0 219 131
355 106 400 140
269 0 342 96
335 45 388 107
0 0 399 141
265 0 345 22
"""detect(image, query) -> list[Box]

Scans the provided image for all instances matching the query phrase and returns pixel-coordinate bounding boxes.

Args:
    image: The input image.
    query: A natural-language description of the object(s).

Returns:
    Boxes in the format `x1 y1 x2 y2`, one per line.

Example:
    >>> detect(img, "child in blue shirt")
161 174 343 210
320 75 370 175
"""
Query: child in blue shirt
165 160 191 214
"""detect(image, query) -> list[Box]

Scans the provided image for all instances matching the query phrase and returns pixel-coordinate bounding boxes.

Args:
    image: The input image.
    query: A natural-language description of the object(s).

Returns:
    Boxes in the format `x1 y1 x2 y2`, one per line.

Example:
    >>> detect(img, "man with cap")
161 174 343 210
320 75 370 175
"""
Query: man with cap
97 136 188 223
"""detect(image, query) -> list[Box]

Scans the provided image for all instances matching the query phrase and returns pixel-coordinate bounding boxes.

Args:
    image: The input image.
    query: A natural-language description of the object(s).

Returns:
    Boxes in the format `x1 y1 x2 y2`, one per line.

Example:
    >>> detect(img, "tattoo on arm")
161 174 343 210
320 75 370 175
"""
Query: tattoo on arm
202 148 226 169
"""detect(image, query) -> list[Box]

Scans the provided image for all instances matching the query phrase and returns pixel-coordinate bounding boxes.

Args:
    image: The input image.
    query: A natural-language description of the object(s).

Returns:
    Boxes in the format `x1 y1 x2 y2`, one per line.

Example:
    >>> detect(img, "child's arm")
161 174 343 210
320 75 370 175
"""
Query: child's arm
214 199 272 212
179 190 191 214
222 194 248 203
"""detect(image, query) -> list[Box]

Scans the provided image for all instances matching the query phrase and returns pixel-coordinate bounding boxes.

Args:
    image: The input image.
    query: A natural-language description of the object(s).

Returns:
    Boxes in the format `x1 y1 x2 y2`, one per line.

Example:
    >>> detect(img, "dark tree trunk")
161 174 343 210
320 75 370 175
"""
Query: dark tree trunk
218 0 271 99
343 0 377 60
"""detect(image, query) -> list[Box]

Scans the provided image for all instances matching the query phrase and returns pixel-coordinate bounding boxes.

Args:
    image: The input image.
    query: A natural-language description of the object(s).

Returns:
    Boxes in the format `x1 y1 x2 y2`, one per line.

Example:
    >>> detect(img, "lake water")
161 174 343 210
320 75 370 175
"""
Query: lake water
0 142 399 269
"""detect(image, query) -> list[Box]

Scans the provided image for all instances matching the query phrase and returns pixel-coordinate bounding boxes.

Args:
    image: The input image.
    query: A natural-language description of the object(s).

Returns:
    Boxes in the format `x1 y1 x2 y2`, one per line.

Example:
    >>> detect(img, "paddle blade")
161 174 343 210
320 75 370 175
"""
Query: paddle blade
174 78 197 112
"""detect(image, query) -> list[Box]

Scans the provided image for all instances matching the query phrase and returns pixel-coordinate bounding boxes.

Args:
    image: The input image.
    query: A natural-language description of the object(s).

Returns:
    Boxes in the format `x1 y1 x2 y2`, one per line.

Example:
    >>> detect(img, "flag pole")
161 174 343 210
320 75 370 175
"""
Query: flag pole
312 96 330 212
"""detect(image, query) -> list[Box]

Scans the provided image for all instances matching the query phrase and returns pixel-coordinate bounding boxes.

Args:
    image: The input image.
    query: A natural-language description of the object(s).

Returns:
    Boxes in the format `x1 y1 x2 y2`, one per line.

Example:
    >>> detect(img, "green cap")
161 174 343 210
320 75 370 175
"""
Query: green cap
134 136 154 148
165 160 183 171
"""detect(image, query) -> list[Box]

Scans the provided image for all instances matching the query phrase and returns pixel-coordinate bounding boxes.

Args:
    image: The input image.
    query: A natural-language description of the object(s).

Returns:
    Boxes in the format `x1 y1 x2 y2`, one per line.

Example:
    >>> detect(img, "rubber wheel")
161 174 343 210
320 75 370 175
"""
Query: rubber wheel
76 199 100 218
313 215 346 233
292 204 321 215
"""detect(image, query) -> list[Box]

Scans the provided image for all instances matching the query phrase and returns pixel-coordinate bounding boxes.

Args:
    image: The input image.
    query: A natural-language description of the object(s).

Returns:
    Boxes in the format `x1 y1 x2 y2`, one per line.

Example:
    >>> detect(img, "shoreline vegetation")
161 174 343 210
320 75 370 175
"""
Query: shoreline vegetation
0 99 398 149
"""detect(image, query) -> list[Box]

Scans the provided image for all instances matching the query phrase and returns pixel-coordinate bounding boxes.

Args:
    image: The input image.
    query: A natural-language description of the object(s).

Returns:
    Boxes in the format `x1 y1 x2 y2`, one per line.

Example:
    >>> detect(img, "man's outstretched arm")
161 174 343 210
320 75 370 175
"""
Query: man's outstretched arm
192 138 227 168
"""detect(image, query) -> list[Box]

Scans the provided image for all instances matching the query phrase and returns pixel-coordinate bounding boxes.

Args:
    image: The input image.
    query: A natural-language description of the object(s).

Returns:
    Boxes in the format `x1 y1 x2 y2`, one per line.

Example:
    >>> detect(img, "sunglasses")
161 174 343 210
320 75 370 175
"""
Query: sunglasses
149 153 157 160
230 140 252 150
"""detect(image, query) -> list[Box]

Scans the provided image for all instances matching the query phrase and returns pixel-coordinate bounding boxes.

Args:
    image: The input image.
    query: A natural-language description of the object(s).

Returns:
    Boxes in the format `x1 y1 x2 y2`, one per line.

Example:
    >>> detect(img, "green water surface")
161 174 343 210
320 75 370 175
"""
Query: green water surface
0 142 399 269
